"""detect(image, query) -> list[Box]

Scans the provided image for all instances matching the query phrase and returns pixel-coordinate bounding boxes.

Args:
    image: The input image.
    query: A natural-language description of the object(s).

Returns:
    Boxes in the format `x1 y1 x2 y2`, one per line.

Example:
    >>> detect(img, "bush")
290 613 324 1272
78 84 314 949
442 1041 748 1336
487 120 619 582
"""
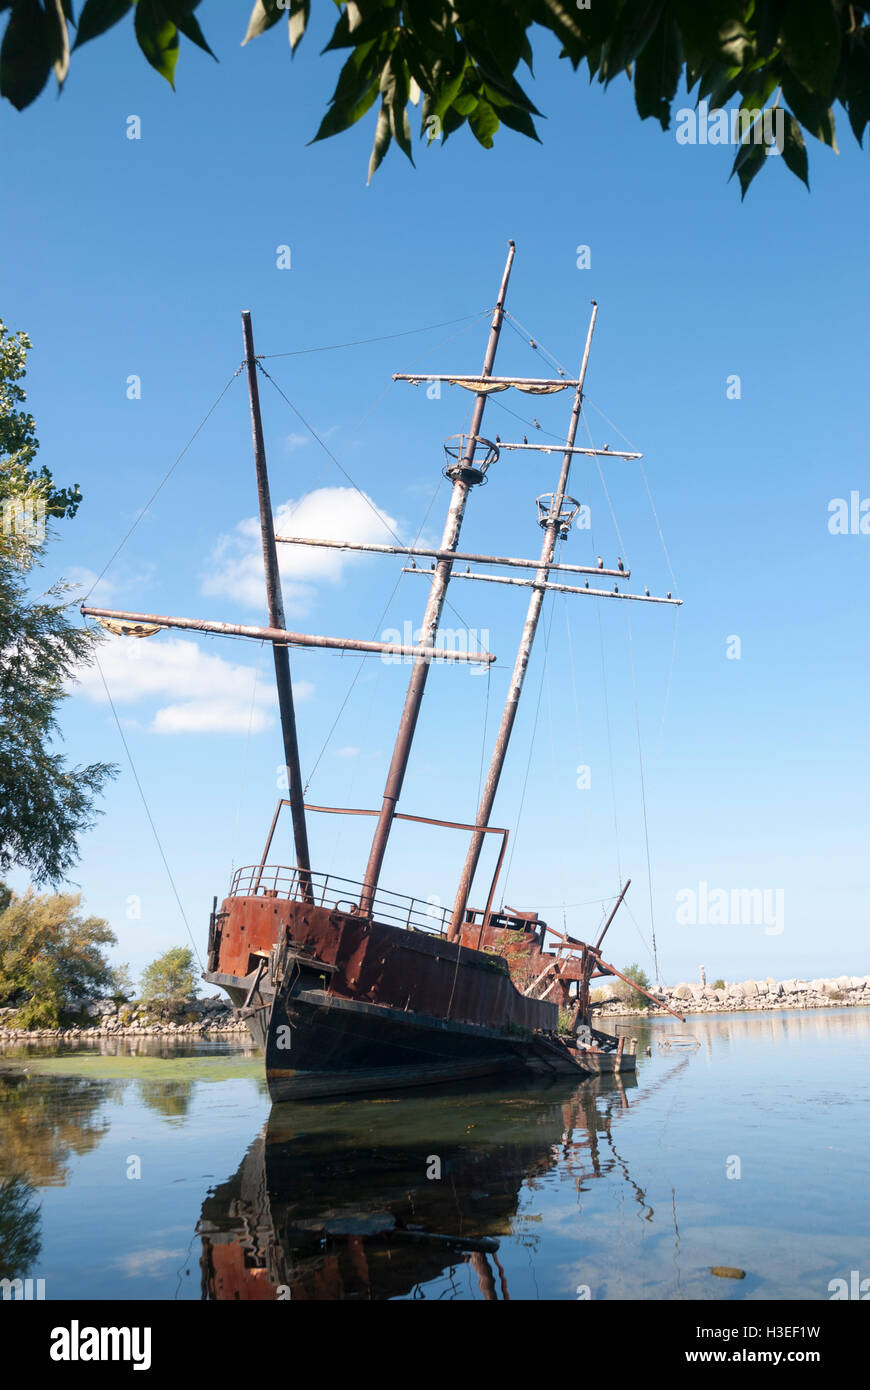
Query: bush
712 978 726 991
618 963 652 1011
0 888 116 1028
140 946 199 1019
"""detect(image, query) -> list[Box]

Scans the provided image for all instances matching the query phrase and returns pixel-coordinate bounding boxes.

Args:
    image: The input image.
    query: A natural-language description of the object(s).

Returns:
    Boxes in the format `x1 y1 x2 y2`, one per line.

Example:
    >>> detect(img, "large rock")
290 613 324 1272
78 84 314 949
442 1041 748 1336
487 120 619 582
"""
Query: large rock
726 983 745 1000
766 978 782 997
740 980 759 998
781 979 802 994
836 976 852 992
673 984 692 1000
822 980 841 995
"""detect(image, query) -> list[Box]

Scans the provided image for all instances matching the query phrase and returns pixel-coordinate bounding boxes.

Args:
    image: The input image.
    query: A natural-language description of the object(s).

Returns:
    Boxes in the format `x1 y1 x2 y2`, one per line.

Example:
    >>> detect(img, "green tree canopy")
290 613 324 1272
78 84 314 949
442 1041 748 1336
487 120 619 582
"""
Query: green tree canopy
620 962 652 1010
0 319 114 884
139 945 199 1017
0 888 117 1027
1 2 868 195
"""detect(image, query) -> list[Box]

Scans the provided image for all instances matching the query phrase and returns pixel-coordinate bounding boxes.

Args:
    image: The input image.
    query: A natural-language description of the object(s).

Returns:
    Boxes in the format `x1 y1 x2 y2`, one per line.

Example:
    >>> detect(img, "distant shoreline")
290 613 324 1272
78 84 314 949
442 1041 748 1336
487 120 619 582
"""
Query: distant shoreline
594 973 870 1020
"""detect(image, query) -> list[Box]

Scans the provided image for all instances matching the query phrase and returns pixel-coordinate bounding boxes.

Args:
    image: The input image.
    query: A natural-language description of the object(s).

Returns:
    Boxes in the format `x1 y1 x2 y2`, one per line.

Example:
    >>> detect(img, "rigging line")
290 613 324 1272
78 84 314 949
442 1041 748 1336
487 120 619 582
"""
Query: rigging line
257 363 406 546
562 592 583 760
626 600 660 985
593 542 622 886
500 598 558 906
332 313 491 463
476 661 492 810
580 408 629 561
302 473 447 793
256 362 477 633
502 310 570 379
230 638 266 873
90 649 204 972
257 310 491 360
583 395 680 596
624 899 654 962
486 392 566 441
82 366 244 604
659 605 680 752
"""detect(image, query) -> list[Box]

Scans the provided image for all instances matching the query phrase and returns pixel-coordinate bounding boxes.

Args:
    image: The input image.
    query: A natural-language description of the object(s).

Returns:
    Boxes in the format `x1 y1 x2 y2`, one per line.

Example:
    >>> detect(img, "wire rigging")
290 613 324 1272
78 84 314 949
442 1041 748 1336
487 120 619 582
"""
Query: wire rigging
257 309 491 360
90 650 204 971
82 366 244 603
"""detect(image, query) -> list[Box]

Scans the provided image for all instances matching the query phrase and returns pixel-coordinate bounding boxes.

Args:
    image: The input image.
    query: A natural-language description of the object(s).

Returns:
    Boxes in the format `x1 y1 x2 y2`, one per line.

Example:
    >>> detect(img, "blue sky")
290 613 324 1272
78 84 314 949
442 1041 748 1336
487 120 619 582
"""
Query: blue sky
2 7 868 986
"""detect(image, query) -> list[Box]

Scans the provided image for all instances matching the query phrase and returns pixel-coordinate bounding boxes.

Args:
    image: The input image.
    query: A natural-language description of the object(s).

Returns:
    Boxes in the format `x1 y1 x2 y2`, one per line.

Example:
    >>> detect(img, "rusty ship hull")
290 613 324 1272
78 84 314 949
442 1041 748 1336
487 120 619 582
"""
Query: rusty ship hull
203 873 629 1101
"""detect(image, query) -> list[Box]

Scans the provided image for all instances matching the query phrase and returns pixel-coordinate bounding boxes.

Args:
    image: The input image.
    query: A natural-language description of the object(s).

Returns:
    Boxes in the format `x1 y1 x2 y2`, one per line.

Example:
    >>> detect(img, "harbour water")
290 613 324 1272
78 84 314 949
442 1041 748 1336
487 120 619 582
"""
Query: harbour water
1 1008 867 1301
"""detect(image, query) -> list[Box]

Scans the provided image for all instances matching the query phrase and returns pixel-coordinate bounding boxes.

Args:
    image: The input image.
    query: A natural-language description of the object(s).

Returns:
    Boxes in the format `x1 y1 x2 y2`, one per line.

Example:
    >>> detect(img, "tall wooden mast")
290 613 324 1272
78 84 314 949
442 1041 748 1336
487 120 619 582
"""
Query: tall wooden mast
447 303 599 939
241 310 312 900
358 242 516 916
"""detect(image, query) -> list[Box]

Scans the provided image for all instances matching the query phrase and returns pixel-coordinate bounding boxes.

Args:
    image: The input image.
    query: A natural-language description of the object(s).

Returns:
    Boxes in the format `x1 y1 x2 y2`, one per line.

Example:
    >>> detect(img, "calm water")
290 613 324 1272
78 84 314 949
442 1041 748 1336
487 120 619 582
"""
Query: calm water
1 1010 867 1300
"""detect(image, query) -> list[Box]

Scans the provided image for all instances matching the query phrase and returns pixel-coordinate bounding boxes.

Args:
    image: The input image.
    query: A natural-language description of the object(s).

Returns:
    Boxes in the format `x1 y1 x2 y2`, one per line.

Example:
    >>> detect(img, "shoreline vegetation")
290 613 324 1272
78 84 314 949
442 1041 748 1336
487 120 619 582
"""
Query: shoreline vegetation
593 973 870 1019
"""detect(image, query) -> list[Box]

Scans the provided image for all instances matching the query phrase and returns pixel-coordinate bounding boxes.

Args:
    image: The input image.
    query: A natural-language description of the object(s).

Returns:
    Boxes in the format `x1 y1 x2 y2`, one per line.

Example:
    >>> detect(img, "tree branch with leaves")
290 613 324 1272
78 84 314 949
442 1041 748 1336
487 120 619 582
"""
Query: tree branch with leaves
1 2 868 194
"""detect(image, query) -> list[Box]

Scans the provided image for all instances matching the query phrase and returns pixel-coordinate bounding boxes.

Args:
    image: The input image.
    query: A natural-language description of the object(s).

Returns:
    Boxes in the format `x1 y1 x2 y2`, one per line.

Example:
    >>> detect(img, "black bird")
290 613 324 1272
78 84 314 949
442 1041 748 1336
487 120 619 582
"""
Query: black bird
533 418 541 430
495 434 501 443
617 557 625 572
523 434 528 445
644 586 650 596
596 556 603 569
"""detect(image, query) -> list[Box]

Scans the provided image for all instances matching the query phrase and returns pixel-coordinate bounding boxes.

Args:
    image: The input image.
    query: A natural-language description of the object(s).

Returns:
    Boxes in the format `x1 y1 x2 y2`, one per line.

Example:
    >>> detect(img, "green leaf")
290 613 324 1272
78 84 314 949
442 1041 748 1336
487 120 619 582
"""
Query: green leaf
780 0 840 97
242 0 284 46
73 0 132 49
494 100 541 141
311 81 380 140
134 0 179 86
468 96 498 148
366 100 390 182
633 13 682 129
728 131 767 198
0 0 54 109
781 70 838 148
840 33 870 144
166 3 217 60
780 110 809 187
288 0 309 54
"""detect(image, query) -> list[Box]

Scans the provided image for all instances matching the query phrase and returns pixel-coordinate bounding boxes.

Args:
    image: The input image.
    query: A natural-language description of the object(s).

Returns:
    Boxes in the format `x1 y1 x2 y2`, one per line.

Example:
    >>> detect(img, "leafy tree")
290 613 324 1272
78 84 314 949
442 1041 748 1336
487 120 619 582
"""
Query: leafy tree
0 1175 41 1283
1 2 868 196
108 961 135 1003
620 961 651 1010
140 945 199 1017
0 888 117 1028
0 319 114 884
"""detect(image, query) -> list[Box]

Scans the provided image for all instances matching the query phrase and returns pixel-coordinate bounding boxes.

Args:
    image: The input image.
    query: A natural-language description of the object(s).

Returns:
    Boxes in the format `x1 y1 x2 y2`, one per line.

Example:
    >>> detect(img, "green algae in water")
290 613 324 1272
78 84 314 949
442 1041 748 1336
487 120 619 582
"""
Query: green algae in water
0 1053 262 1083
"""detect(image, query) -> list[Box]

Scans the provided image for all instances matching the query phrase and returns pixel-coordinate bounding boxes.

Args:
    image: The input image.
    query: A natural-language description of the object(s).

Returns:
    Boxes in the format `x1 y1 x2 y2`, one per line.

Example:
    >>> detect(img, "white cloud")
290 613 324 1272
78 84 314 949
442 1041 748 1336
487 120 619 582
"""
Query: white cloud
64 566 116 603
202 485 400 612
74 633 312 735
334 745 361 758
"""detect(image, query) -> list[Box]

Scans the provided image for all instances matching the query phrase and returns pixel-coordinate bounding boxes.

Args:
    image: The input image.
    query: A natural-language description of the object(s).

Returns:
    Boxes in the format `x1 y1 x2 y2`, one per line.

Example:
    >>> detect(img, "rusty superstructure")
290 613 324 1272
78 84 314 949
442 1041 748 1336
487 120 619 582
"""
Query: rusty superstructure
84 244 684 1101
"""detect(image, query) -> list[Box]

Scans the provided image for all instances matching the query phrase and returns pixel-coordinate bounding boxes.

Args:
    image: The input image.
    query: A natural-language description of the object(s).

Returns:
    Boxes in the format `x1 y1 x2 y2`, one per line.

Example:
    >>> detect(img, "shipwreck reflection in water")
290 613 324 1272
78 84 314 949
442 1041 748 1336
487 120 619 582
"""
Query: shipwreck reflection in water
197 1065 691 1300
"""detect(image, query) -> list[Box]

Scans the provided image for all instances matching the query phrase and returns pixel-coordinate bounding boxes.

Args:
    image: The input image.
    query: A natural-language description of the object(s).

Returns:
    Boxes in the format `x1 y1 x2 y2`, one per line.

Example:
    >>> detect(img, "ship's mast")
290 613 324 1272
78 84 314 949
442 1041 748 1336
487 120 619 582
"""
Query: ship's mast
357 242 516 916
241 310 313 900
446 303 598 939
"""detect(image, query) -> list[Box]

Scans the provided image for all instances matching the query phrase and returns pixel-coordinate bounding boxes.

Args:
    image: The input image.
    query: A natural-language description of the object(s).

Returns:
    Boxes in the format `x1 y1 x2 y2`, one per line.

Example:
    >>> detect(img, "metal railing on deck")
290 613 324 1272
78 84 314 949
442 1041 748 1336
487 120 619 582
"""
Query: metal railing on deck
228 864 452 937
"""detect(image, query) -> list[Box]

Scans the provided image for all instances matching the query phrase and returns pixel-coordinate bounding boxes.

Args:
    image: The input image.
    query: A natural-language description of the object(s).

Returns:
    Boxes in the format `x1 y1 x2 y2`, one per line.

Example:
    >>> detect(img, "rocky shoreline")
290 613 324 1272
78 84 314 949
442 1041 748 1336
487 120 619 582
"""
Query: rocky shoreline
593 973 870 1018
0 995 248 1041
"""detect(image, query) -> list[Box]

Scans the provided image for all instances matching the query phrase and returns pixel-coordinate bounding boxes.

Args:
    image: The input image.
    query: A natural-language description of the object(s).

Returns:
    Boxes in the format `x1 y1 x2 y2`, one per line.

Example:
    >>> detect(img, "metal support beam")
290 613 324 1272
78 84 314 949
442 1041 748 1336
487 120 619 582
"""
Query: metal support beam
275 535 629 580
359 242 516 916
243 311 312 897
402 568 681 605
448 303 599 940
80 606 495 662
